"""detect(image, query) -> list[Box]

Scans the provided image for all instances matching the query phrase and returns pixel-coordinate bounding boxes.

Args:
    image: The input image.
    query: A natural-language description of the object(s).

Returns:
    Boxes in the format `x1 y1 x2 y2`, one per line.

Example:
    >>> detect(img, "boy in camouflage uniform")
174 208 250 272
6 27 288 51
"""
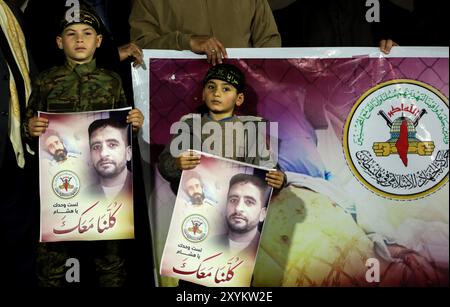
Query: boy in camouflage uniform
25 6 144 287
158 63 285 191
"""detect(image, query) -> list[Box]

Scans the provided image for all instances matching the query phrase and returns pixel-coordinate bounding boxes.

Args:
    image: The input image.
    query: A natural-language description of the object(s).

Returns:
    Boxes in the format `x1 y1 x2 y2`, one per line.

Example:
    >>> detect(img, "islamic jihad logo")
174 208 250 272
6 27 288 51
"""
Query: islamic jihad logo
344 80 449 200
374 108 434 166
52 170 80 199
182 214 209 243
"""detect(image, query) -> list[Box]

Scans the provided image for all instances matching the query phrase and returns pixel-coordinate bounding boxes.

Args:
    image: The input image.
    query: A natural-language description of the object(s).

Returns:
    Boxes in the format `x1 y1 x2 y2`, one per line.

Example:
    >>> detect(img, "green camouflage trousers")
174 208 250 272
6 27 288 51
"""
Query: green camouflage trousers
37 240 126 287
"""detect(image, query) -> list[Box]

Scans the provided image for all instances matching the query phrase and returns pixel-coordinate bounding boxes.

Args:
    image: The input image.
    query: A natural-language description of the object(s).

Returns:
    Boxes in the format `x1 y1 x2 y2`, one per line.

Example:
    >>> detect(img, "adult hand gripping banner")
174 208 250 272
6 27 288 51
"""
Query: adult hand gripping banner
39 108 135 242
132 48 449 287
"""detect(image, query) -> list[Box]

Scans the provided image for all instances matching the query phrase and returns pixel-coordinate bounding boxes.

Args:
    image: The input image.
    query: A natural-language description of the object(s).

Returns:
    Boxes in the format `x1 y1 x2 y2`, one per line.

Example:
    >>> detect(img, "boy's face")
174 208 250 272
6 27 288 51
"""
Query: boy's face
202 79 244 118
56 24 102 65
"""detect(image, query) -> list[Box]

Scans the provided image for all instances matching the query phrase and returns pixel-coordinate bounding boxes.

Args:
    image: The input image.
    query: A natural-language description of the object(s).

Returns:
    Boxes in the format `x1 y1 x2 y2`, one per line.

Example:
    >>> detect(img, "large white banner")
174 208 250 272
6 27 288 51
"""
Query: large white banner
133 48 449 287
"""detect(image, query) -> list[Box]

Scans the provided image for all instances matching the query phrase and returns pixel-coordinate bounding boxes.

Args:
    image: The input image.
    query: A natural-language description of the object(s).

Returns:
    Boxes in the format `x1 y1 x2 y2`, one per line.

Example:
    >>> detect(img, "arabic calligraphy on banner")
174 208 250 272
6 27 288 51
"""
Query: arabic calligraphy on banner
52 201 122 235
173 252 244 284
344 80 449 199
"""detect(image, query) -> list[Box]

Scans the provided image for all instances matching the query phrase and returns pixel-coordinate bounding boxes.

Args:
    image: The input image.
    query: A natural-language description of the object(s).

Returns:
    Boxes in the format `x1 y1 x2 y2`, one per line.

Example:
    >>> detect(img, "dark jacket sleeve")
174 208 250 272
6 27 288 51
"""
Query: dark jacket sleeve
157 116 194 189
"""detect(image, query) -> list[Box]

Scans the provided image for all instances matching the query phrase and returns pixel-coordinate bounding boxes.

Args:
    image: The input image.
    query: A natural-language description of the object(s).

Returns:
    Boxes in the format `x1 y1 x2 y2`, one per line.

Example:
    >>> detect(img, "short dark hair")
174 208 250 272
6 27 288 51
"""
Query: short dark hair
88 118 130 145
182 171 203 192
228 173 271 207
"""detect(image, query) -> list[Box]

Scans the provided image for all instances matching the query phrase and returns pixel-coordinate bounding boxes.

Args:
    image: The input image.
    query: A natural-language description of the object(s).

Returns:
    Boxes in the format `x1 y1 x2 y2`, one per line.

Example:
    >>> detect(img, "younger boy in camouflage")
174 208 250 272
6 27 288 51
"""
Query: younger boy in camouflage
25 5 144 287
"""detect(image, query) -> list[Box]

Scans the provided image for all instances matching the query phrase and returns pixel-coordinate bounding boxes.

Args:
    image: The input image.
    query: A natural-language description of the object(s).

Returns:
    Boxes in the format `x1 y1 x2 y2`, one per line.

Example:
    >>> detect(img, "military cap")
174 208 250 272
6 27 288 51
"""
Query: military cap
59 4 102 34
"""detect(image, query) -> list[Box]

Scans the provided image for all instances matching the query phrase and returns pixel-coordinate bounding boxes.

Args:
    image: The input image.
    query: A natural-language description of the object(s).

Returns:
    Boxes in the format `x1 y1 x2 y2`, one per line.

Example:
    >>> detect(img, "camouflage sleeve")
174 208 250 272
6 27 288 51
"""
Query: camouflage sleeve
110 71 129 109
25 77 44 120
101 69 129 109
117 85 129 109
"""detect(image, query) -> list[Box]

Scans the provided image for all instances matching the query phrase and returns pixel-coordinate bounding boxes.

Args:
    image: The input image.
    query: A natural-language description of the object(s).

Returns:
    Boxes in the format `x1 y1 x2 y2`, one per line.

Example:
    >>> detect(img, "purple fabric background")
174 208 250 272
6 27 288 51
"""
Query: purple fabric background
149 57 448 177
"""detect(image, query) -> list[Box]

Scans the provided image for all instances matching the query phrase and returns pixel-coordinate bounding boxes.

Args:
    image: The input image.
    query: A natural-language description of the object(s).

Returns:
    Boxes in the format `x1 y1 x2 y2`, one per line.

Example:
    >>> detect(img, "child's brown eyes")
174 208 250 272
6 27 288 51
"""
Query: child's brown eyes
66 32 92 36
207 86 230 91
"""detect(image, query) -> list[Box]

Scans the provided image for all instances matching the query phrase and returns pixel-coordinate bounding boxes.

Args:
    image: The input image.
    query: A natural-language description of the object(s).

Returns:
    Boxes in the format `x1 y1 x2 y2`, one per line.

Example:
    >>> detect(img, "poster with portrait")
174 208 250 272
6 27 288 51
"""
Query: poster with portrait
160 151 273 287
39 108 134 242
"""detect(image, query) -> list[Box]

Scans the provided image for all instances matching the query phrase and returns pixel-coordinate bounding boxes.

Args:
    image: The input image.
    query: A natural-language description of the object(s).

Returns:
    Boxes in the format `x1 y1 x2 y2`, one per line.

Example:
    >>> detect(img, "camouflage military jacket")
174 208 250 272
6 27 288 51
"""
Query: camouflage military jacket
25 59 128 123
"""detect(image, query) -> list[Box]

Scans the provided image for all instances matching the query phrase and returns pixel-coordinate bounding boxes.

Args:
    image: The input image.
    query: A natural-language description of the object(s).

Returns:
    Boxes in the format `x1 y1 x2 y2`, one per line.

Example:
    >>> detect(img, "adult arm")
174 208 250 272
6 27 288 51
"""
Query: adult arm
251 0 282 47
129 0 191 50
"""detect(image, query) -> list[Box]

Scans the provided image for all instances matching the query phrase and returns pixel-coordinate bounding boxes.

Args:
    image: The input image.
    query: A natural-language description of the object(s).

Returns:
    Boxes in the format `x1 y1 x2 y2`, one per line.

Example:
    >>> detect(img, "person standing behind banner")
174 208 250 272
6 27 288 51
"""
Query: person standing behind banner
129 0 281 65
268 0 401 54
25 5 144 287
0 0 37 288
